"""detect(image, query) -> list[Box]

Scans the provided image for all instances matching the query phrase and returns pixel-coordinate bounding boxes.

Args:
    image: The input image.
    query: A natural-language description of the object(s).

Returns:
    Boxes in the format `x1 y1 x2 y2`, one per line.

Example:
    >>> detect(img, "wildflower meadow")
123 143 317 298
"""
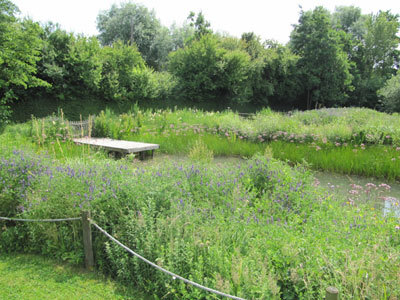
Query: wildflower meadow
1 107 400 299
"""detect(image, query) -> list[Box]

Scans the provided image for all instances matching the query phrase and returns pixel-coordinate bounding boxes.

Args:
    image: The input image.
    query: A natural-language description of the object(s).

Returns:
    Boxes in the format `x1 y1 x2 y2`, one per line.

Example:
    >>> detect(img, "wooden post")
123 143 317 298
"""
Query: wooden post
81 210 94 270
326 286 339 300
139 151 145 160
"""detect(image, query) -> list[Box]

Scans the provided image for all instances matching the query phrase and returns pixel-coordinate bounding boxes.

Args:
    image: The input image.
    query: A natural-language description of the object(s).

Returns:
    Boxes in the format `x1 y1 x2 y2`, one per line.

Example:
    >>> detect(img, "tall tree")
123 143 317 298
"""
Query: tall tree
332 7 400 107
0 0 48 124
97 2 166 69
290 6 353 109
187 11 212 40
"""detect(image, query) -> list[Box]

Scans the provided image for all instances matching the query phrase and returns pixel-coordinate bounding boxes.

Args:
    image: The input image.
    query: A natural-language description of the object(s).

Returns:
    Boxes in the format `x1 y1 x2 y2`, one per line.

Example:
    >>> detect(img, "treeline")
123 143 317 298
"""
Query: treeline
0 0 400 123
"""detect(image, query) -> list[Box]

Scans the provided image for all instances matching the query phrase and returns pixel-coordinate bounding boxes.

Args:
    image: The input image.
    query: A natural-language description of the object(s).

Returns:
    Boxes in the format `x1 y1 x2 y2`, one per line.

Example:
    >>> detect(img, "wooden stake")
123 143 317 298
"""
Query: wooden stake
81 211 94 270
326 286 339 300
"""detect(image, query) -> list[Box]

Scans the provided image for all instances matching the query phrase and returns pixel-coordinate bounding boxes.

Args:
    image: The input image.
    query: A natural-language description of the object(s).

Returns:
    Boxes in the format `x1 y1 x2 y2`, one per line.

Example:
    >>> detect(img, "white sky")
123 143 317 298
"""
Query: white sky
11 0 399 44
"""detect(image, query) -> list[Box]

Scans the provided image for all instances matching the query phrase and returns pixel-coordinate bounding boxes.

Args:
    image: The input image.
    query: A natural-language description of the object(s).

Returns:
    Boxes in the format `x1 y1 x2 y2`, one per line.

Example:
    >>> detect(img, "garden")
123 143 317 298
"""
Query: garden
1 107 399 299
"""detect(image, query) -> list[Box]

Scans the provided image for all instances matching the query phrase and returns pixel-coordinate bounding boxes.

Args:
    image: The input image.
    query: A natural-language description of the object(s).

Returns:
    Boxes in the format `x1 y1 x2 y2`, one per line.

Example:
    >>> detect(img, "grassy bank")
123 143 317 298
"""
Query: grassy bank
92 107 400 146
0 253 148 300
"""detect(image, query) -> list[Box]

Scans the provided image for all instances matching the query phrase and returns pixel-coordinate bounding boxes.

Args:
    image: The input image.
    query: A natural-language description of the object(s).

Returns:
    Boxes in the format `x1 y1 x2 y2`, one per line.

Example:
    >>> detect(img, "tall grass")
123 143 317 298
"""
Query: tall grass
270 141 400 180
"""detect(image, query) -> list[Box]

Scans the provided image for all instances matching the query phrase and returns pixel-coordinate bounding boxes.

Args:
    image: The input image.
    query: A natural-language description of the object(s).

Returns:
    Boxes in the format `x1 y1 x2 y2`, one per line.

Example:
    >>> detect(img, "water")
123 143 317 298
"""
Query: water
315 171 400 217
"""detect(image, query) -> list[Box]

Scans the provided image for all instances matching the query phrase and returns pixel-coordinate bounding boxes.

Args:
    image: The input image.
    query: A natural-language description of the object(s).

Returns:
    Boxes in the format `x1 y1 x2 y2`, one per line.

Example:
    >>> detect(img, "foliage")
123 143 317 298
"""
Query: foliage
187 11 212 40
290 6 353 109
0 0 49 125
97 2 170 70
379 70 400 112
31 24 102 102
168 34 252 105
332 8 400 108
99 41 154 103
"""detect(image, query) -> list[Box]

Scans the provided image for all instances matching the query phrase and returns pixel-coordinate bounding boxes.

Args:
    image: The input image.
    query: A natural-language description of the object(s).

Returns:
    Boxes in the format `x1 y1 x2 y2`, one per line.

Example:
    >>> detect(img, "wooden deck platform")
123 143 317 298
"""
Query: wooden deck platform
73 138 159 159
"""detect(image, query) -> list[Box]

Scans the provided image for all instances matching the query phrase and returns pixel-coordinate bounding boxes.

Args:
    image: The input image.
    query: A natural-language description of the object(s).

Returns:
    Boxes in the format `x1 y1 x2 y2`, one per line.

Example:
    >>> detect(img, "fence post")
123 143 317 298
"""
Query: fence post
326 286 339 300
81 210 94 270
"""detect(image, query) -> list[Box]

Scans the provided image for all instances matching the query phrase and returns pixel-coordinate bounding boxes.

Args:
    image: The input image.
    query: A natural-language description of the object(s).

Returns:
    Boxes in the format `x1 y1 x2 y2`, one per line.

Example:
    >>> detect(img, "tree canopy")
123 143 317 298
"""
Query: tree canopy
2 0 400 122
0 0 48 124
290 6 353 109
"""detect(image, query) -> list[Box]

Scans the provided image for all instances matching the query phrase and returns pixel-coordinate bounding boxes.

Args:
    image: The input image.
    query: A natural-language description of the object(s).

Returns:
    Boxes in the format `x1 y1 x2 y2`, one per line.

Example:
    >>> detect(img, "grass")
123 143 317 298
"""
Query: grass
1 107 400 298
89 107 400 179
270 141 400 180
0 253 150 300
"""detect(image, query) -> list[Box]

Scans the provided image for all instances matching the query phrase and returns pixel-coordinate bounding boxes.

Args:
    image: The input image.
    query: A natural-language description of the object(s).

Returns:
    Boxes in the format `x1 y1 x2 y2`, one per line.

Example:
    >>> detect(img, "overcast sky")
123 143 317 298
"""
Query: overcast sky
11 0 399 44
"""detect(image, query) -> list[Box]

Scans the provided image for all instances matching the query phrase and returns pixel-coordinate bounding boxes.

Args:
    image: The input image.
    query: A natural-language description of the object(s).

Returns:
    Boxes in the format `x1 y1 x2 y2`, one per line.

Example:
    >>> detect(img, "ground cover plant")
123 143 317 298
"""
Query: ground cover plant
0 253 148 300
0 147 399 299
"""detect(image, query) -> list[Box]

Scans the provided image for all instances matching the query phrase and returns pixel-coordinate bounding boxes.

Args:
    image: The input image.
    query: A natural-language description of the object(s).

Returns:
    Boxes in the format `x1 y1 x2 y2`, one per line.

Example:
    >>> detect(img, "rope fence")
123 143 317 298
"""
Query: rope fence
0 212 339 300
0 216 81 222
90 220 246 300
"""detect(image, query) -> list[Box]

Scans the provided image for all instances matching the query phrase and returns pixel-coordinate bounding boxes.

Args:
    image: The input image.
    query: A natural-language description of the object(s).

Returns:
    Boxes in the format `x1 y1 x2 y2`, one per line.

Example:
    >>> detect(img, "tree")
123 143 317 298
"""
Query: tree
290 6 353 109
332 6 366 38
363 11 399 77
332 7 400 107
97 2 170 70
379 71 400 112
168 34 251 105
187 11 212 40
99 41 157 103
170 22 195 50
0 0 48 124
28 23 103 102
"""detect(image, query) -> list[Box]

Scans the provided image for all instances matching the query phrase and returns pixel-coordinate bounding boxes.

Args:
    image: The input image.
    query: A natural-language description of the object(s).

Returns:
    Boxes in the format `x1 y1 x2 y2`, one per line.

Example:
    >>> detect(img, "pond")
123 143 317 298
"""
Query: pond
316 171 400 217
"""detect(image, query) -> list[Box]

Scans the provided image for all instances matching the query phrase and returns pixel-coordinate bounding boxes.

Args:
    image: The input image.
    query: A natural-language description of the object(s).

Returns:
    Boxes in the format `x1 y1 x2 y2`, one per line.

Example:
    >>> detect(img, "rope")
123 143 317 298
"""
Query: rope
91 220 246 300
0 216 81 222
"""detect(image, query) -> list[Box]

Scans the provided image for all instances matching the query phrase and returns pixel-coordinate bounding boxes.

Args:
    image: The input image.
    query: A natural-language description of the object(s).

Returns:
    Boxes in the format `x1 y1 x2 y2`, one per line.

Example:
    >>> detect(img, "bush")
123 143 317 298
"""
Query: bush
379 71 400 113
168 35 252 105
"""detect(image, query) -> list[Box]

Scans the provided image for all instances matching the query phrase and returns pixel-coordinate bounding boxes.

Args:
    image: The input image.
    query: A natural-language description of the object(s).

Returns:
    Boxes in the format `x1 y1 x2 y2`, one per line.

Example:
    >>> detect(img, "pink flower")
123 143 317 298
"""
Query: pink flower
365 183 377 189
350 184 363 190
379 183 391 190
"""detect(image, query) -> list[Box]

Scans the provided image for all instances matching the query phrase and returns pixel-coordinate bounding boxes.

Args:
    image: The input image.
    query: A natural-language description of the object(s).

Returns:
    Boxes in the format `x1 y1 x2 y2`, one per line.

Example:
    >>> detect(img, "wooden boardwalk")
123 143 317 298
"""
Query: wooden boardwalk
73 138 159 159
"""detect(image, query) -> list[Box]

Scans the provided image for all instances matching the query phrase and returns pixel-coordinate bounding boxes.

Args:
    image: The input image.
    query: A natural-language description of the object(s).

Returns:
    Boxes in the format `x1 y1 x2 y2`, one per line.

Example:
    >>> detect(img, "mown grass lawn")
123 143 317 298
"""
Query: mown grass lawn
0 253 151 300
